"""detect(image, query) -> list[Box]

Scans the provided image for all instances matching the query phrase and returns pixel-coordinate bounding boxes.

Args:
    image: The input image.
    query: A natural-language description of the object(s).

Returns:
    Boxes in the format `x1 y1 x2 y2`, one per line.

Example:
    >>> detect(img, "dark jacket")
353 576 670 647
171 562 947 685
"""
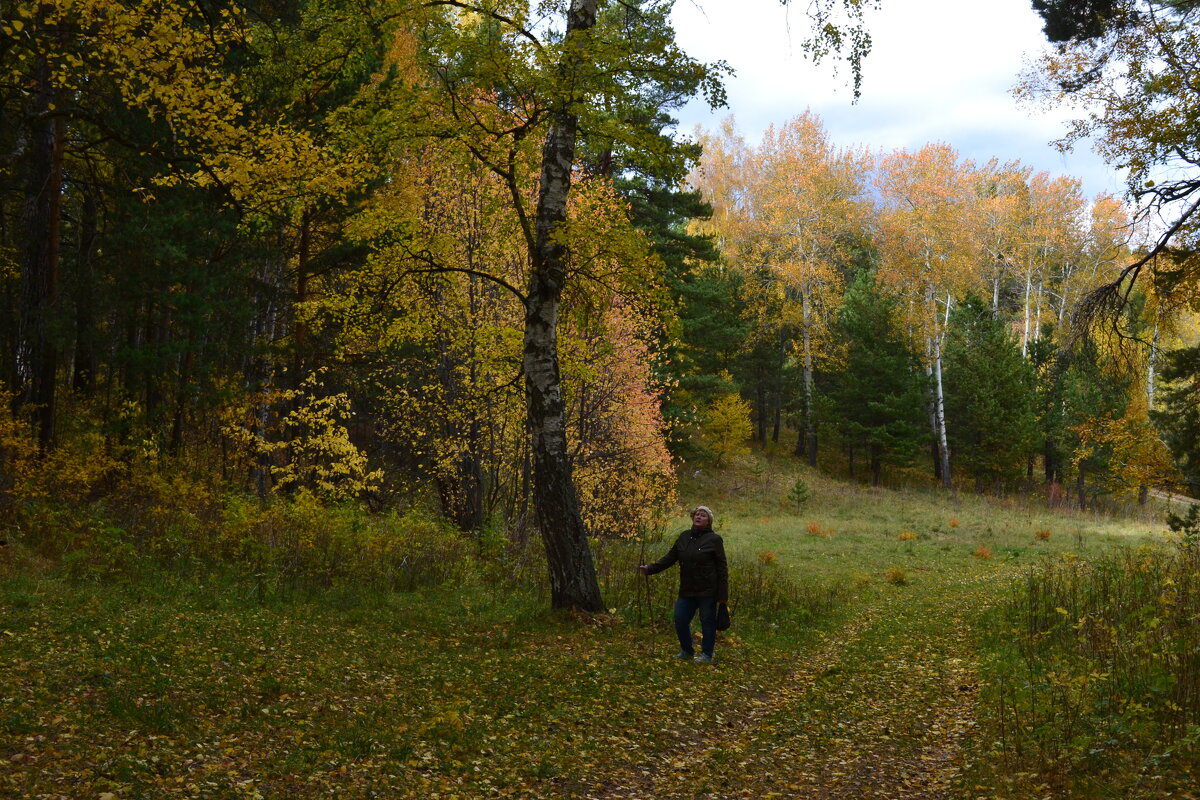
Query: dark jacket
646 526 728 603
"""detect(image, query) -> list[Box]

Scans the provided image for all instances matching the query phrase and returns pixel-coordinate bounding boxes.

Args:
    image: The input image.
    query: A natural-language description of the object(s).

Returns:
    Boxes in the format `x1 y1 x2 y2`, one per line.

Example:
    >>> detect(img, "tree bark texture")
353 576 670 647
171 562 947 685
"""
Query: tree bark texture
524 0 603 612
1148 319 1160 407
932 332 952 489
72 190 99 395
801 290 817 466
927 289 951 489
747 385 758 442
17 50 65 450
924 339 942 482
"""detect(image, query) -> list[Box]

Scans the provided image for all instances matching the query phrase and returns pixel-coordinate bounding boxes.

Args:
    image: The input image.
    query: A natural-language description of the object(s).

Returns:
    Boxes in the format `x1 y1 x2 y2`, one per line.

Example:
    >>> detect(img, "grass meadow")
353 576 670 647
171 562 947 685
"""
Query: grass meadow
1 455 1195 799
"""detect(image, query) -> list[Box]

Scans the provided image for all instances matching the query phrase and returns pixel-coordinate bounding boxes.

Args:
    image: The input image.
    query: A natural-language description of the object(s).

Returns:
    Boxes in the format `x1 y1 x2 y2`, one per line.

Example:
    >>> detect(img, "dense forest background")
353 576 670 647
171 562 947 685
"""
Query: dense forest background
4 0 1200 604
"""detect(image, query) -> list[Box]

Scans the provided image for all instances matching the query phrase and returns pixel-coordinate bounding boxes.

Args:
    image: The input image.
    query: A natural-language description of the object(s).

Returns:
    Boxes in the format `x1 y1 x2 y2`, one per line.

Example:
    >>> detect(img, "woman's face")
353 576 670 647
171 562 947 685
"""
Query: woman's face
692 509 711 526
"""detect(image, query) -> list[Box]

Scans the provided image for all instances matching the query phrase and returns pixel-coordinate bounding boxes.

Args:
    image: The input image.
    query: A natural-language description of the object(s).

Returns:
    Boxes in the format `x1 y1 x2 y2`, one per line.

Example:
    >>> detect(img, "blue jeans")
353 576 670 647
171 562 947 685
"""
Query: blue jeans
674 596 717 656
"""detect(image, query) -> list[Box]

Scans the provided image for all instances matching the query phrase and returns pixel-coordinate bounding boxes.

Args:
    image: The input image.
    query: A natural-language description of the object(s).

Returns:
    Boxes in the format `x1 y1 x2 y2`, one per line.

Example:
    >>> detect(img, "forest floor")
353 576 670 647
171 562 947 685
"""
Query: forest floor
0 469 1171 799
598 570 993 800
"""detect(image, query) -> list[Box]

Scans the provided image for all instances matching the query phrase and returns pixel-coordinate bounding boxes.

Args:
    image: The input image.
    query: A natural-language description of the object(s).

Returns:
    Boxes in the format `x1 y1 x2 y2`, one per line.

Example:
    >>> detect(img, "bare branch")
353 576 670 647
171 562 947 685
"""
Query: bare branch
424 0 544 52
1069 192 1200 348
401 254 529 306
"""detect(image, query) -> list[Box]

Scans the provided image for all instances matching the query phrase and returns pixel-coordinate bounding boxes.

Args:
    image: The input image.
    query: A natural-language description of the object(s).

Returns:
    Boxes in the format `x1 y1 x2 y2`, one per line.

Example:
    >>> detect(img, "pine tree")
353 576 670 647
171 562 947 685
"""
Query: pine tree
829 272 926 485
943 295 1038 492
1150 346 1200 495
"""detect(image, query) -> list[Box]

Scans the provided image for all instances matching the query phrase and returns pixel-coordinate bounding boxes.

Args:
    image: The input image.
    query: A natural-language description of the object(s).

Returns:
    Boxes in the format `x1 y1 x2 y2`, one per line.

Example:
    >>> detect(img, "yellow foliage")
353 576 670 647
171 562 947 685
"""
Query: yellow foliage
0 391 38 504
567 302 678 538
0 386 121 508
703 391 752 467
1072 392 1179 500
220 371 381 501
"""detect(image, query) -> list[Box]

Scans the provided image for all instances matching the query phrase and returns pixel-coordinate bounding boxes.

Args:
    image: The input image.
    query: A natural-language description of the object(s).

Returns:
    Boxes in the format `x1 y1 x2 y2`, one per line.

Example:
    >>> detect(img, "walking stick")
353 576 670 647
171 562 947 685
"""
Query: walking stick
638 531 651 625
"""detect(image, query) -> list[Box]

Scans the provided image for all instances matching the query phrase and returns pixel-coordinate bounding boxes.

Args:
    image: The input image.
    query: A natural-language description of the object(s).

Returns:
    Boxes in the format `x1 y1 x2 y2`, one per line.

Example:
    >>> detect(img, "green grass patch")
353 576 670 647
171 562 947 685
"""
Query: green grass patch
2 452 1191 798
0 567 816 798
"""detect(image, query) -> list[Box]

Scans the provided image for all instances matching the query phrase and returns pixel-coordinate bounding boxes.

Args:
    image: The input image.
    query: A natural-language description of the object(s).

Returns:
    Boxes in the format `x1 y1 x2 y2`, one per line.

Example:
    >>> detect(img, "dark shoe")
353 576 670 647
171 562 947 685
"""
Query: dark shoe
694 652 713 664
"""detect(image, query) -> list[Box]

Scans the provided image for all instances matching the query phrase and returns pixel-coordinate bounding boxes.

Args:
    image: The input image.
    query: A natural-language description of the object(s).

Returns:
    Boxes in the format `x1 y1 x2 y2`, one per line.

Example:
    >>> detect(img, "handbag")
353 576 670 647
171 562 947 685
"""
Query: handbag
715 602 731 631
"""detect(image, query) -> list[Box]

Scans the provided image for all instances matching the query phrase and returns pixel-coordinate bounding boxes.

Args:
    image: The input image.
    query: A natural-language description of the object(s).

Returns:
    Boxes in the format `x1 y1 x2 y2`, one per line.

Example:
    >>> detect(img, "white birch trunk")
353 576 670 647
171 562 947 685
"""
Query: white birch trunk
1034 283 1043 345
802 285 816 465
1022 270 1032 358
932 314 951 489
1149 320 1160 407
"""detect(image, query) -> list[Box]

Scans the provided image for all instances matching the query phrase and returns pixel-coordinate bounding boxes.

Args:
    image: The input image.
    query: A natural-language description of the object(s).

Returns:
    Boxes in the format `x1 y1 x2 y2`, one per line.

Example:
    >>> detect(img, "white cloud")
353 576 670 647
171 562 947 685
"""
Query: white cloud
669 0 1127 200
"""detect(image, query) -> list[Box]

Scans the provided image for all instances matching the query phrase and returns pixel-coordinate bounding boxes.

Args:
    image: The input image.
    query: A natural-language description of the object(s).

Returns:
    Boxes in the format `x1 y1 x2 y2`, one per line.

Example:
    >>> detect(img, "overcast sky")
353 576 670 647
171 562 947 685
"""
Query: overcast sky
668 0 1127 203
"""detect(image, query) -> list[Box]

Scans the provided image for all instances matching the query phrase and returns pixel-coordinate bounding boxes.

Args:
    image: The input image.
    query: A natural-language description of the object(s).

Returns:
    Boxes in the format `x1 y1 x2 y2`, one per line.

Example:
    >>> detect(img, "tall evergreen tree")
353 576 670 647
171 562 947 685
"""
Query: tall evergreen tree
828 272 926 485
943 294 1038 492
1151 345 1200 495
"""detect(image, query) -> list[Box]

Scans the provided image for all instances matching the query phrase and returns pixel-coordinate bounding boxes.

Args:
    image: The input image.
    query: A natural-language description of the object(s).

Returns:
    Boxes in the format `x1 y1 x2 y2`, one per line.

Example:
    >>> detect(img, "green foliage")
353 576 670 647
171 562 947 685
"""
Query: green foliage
1038 336 1134 503
943 294 1039 491
0 535 843 798
786 477 811 510
1031 0 1130 42
1024 0 1200 345
1152 344 1200 495
662 265 749 456
218 497 473 598
974 542 1200 794
1165 502 1200 546
5 445 1187 799
827 272 927 484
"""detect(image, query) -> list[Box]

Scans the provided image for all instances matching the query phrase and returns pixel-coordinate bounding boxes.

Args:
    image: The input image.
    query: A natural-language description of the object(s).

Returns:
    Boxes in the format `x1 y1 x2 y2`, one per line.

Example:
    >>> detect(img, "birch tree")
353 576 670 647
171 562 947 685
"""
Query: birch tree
418 0 724 610
1018 173 1085 355
755 113 868 464
975 159 1034 318
875 144 981 488
1022 0 1200 332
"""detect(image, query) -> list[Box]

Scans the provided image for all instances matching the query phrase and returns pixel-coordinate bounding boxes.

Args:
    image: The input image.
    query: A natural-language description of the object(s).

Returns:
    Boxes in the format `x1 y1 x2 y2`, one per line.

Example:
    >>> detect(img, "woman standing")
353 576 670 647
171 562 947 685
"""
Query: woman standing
639 505 729 663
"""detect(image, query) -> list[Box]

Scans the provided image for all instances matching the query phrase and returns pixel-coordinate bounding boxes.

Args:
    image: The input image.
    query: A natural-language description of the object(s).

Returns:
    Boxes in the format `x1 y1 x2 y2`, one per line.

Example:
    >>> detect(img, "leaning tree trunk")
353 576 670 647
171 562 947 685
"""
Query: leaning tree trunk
524 0 603 612
929 290 951 489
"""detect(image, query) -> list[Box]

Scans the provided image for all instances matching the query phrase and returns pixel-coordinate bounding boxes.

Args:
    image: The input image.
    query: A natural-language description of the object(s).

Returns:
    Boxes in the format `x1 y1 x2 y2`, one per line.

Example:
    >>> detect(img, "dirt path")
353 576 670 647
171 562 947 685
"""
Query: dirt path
595 573 994 800
1149 488 1200 507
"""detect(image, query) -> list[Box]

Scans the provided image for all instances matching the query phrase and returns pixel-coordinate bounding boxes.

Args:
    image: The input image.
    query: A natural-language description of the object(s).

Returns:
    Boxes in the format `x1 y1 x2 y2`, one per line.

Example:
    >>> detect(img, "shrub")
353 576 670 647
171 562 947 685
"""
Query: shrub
973 542 1200 793
703 392 752 467
218 495 473 597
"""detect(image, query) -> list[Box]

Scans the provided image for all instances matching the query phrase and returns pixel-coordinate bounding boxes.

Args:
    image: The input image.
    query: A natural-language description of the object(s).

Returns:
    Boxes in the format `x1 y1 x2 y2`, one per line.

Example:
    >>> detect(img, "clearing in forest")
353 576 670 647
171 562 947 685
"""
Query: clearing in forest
0 478 1173 799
